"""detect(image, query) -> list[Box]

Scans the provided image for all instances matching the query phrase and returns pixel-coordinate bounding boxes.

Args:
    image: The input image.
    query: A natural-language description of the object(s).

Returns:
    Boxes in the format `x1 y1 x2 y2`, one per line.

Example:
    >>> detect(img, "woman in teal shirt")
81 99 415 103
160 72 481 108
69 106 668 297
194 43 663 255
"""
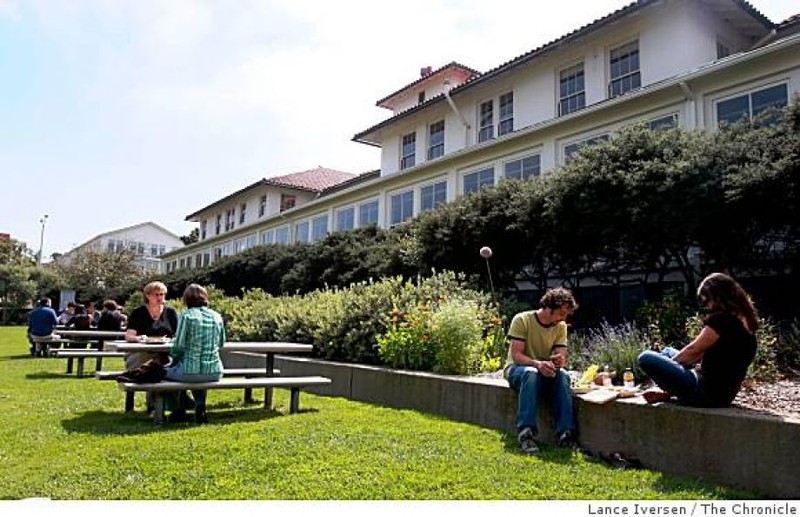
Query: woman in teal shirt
165 284 226 424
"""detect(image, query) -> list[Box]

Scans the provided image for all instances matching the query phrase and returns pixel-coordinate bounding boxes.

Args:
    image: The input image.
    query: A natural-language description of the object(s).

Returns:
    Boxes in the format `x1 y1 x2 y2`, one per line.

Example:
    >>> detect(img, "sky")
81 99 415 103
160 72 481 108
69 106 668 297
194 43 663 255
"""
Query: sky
1 0 798 260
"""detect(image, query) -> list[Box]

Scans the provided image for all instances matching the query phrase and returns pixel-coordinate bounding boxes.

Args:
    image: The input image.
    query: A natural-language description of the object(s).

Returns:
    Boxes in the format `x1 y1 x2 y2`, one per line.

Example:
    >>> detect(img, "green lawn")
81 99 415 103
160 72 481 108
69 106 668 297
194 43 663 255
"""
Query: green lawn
0 326 754 500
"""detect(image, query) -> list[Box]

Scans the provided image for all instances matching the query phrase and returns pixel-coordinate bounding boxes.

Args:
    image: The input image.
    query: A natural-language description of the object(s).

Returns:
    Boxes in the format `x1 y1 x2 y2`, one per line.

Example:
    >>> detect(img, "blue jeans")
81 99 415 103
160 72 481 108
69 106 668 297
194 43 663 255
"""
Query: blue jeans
165 362 221 409
507 364 575 436
638 347 700 404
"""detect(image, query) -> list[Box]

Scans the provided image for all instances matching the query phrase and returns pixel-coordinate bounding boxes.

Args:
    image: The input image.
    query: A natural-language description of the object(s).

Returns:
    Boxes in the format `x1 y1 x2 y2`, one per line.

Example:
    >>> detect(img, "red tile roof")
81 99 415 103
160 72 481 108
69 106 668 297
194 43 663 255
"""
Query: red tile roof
264 166 356 192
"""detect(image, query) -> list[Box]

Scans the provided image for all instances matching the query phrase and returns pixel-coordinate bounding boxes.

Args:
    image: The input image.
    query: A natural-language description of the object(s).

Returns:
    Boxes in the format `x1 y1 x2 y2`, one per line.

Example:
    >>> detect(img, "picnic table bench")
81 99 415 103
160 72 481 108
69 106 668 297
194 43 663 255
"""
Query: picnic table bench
50 349 126 377
96 367 282 408
118 376 332 423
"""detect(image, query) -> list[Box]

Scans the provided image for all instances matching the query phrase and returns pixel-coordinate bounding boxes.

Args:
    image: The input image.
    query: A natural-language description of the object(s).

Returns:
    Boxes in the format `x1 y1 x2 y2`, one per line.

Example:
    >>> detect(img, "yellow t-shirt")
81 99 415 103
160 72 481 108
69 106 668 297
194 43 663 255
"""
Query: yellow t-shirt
503 310 568 378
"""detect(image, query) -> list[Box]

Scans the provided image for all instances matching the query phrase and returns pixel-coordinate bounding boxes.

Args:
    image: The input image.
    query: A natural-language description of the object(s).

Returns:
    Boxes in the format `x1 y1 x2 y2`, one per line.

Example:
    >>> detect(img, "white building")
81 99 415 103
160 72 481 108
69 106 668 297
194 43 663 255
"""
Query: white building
162 0 800 273
58 221 183 273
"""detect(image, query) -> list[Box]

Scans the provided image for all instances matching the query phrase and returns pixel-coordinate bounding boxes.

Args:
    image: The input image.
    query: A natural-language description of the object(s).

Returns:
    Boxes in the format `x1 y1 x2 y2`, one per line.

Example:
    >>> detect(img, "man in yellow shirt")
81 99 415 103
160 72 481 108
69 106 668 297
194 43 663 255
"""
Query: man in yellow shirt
504 287 578 454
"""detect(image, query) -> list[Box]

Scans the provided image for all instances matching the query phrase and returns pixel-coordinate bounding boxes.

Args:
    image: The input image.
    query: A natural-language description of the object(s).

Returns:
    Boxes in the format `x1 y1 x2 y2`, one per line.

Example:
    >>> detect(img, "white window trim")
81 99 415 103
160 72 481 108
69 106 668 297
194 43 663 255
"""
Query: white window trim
557 61 586 117
711 80 790 127
607 39 641 98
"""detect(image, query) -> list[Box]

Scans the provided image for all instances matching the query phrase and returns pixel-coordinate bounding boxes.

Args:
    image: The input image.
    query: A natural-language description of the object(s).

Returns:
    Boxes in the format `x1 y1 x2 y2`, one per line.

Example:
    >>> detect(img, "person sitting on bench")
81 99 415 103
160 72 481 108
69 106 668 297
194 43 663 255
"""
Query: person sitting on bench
163 284 226 424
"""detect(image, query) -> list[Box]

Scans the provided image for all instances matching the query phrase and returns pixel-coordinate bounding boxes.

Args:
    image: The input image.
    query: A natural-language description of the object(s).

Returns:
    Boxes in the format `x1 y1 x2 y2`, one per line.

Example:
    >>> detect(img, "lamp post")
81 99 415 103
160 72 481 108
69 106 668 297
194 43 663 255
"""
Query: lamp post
37 214 48 266
479 246 497 306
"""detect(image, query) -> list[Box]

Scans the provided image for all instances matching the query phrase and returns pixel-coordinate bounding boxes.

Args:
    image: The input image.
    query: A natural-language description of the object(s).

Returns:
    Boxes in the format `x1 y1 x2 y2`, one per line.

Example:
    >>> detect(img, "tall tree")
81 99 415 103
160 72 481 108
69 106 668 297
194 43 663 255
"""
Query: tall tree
52 249 150 302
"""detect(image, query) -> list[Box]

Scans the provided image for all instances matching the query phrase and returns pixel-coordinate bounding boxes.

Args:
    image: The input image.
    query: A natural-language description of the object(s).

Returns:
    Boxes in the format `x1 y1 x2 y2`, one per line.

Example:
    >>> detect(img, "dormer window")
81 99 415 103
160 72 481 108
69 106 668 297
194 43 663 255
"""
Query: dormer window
401 132 416 170
498 92 514 136
280 194 296 212
427 121 444 160
609 40 640 98
478 100 494 142
418 91 426 104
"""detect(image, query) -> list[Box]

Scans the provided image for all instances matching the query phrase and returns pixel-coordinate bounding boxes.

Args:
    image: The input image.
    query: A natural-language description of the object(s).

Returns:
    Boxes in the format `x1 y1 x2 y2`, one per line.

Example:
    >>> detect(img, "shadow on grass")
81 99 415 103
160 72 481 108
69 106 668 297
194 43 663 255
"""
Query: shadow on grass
25 371 78 380
61 405 321 436
0 354 40 361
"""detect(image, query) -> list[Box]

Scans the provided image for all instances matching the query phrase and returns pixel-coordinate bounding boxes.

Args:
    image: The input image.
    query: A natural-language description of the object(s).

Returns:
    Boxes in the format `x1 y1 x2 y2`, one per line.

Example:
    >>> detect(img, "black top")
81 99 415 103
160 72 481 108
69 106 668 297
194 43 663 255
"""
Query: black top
697 312 757 407
126 305 179 338
97 310 124 331
67 314 93 331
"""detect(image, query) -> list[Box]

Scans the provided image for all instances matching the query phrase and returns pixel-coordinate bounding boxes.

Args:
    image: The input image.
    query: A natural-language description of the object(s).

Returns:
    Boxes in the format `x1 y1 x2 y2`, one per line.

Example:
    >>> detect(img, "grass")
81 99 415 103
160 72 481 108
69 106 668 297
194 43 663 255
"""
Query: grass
0 326 755 500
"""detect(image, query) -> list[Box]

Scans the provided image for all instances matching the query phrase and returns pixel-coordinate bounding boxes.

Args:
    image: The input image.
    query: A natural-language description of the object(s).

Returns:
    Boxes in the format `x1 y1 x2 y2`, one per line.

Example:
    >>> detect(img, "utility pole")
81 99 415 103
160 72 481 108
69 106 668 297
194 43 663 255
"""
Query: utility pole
37 214 48 266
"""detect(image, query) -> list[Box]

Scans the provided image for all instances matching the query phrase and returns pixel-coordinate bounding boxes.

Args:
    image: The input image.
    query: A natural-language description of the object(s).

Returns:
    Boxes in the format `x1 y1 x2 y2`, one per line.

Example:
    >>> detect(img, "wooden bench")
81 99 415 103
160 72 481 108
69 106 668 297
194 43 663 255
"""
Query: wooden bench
51 350 126 377
118 376 332 423
97 368 281 408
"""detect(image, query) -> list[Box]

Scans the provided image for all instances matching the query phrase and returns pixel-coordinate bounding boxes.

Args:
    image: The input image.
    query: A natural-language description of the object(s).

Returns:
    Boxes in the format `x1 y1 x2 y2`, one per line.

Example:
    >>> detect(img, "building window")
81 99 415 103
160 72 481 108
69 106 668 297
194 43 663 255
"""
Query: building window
418 91 425 104
504 155 541 181
200 221 207 240
225 209 235 231
214 248 222 260
421 181 447 212
280 194 296 212
390 190 414 226
609 40 640 97
275 227 290 245
149 245 158 257
261 229 274 244
246 234 258 249
194 254 201 268
401 132 416 170
239 203 247 225
427 121 444 160
498 92 513 136
563 134 610 161
258 195 267 218
559 63 585 116
311 215 328 242
179 258 185 269
295 221 310 243
478 100 494 142
716 83 788 127
358 200 379 227
215 215 222 235
648 114 678 131
336 206 355 231
463 167 495 194
203 253 210 266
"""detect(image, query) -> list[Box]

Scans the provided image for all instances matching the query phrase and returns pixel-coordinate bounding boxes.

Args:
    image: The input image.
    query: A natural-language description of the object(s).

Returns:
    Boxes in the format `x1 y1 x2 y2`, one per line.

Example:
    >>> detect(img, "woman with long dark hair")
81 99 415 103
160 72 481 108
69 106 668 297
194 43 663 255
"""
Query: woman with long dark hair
638 272 758 407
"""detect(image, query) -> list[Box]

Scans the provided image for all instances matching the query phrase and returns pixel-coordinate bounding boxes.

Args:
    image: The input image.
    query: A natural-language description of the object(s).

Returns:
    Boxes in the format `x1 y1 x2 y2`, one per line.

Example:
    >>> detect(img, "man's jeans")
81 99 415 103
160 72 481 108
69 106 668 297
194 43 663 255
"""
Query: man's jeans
507 364 575 436
638 346 699 404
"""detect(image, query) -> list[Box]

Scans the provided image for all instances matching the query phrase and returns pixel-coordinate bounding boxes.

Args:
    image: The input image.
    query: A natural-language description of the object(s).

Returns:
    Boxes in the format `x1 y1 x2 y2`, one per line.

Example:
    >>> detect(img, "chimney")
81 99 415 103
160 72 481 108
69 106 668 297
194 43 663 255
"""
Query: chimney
420 66 433 78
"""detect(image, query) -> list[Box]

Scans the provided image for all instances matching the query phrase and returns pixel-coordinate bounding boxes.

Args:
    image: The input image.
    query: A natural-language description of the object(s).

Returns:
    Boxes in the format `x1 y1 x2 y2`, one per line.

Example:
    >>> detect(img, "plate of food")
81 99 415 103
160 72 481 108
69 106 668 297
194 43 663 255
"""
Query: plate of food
571 385 593 394
142 336 169 344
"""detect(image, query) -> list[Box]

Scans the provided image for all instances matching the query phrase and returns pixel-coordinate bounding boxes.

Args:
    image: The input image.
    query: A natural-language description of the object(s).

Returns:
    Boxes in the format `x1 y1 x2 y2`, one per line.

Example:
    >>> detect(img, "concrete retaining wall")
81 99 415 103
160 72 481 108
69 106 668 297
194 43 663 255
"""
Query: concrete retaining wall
226 352 800 498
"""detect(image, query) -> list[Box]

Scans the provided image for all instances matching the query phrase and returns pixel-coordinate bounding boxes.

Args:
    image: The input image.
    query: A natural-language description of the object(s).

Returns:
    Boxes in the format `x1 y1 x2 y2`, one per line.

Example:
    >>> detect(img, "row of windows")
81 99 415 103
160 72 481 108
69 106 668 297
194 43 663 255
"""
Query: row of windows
201 194 298 240
401 40 643 170
106 239 166 257
171 81 790 272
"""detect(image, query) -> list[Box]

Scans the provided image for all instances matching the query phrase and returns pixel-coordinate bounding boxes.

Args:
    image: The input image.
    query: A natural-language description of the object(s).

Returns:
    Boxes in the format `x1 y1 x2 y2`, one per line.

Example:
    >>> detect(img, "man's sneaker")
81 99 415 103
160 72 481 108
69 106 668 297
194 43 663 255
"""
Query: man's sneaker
556 430 578 450
518 428 539 454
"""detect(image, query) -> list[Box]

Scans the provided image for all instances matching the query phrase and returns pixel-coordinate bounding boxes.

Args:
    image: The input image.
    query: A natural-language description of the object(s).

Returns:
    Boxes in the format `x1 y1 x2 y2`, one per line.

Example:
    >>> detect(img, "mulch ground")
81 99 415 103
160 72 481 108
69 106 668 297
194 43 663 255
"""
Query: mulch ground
732 373 800 420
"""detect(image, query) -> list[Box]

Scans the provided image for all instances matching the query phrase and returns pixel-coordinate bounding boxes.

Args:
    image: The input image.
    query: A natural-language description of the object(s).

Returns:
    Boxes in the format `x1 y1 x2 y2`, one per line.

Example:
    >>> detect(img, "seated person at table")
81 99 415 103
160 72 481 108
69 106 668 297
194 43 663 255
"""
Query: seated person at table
66 303 92 330
638 272 758 407
124 281 179 370
27 297 59 357
57 301 76 325
164 284 225 424
85 302 101 327
97 300 125 331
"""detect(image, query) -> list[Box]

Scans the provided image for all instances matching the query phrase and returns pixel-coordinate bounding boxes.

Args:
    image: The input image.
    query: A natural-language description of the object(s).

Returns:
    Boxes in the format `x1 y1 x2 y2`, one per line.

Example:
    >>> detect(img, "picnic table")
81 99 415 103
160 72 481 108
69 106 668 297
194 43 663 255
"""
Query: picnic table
105 341 314 411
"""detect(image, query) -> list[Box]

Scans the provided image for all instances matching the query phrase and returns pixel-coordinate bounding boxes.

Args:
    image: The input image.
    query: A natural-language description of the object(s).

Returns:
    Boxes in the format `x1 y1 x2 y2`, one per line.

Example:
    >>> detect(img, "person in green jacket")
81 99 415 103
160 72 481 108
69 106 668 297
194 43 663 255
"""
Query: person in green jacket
165 283 226 424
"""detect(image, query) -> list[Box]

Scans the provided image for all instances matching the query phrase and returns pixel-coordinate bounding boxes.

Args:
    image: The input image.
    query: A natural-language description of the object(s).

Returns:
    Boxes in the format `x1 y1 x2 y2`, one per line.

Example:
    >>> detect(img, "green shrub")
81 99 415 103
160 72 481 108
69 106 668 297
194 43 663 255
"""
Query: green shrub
377 303 436 371
431 298 485 375
776 318 800 373
635 290 695 347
